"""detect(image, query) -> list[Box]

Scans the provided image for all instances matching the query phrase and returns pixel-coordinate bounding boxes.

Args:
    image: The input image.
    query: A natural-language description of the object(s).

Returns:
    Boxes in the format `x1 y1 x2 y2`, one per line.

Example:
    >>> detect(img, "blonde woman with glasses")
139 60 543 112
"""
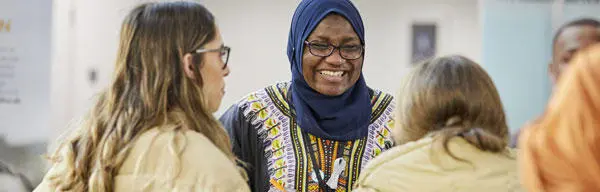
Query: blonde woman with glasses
34 2 249 191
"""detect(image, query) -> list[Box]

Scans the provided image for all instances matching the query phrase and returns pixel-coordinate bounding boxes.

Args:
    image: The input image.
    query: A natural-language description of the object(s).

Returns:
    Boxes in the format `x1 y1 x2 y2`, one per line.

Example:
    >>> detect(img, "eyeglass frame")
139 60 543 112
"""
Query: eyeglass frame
304 40 364 60
192 46 231 69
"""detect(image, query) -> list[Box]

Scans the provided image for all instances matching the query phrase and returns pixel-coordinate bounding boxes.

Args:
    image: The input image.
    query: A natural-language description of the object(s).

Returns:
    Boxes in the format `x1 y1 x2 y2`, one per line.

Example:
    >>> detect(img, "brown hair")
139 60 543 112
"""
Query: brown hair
46 2 240 191
394 55 509 160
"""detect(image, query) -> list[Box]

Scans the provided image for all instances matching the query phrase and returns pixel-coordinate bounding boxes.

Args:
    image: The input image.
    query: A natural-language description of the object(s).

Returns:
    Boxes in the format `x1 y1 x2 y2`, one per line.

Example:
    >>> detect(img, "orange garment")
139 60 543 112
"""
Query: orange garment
520 44 600 192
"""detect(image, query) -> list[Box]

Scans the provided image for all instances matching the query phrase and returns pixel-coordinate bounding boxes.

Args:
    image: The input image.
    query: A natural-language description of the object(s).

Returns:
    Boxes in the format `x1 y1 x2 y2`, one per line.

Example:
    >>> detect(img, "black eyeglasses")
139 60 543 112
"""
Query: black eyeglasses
304 40 363 60
194 46 231 69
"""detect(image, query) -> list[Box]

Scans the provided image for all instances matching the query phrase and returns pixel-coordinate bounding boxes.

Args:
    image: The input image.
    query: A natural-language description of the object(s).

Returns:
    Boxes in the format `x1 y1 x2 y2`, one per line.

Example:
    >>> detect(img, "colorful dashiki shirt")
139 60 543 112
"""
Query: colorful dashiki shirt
220 82 395 192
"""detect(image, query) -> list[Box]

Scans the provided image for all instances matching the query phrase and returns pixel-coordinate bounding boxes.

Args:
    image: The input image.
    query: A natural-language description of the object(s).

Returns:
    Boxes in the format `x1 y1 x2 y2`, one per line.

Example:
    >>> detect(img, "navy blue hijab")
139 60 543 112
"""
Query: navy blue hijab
287 0 370 141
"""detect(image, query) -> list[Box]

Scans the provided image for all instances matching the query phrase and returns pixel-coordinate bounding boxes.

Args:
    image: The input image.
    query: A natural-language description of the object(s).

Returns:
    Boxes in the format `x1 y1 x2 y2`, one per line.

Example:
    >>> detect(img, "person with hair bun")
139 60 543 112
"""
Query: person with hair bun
354 55 523 192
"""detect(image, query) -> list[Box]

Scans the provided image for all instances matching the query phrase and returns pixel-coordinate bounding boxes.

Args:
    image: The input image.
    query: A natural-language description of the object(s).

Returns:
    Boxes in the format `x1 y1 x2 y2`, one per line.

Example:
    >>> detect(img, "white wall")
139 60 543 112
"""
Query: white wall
356 0 481 96
50 0 481 140
205 0 481 115
50 0 75 146
200 0 299 115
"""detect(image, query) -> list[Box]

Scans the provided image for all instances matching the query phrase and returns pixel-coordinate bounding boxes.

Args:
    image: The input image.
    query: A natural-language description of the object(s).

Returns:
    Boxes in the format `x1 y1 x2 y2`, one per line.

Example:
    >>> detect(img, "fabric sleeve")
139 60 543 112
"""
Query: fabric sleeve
219 105 266 191
219 105 251 169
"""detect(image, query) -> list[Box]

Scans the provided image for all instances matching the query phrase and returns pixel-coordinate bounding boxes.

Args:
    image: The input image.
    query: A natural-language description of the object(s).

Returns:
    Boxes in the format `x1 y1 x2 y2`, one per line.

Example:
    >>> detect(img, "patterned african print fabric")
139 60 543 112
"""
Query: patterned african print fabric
220 82 395 192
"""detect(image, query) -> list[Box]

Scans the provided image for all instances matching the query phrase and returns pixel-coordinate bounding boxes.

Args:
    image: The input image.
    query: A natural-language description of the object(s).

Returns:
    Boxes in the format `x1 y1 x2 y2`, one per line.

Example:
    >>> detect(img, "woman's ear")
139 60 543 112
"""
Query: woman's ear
183 53 198 79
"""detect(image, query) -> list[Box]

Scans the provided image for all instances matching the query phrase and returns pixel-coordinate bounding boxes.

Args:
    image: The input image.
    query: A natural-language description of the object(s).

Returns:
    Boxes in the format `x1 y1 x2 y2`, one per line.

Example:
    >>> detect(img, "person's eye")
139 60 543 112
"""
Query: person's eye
341 45 361 51
311 43 330 50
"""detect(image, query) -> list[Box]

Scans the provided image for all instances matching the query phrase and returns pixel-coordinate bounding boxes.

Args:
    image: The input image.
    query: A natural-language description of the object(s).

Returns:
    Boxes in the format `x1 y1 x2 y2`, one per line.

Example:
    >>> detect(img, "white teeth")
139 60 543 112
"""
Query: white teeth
320 70 344 77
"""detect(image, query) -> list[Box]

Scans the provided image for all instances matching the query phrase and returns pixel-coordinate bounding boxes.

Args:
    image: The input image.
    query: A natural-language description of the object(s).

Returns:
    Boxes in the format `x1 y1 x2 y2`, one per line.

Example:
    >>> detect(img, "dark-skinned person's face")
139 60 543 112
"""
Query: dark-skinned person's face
550 25 600 84
302 14 363 96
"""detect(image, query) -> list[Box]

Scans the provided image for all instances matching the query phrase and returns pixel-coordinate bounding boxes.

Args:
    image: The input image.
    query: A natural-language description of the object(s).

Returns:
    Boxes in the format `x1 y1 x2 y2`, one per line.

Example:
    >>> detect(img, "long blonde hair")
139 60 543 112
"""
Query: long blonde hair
47 2 237 191
521 44 600 192
395 55 508 159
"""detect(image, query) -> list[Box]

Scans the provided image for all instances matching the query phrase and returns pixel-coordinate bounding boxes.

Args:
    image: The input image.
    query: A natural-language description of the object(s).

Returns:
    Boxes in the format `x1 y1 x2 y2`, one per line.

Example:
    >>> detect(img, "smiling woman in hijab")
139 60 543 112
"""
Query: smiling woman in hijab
219 0 395 191
520 44 600 192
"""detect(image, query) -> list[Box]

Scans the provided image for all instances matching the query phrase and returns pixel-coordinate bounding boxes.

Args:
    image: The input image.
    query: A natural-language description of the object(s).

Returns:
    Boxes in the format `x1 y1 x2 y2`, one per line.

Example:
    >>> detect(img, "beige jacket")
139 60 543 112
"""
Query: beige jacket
34 128 250 192
354 137 523 192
